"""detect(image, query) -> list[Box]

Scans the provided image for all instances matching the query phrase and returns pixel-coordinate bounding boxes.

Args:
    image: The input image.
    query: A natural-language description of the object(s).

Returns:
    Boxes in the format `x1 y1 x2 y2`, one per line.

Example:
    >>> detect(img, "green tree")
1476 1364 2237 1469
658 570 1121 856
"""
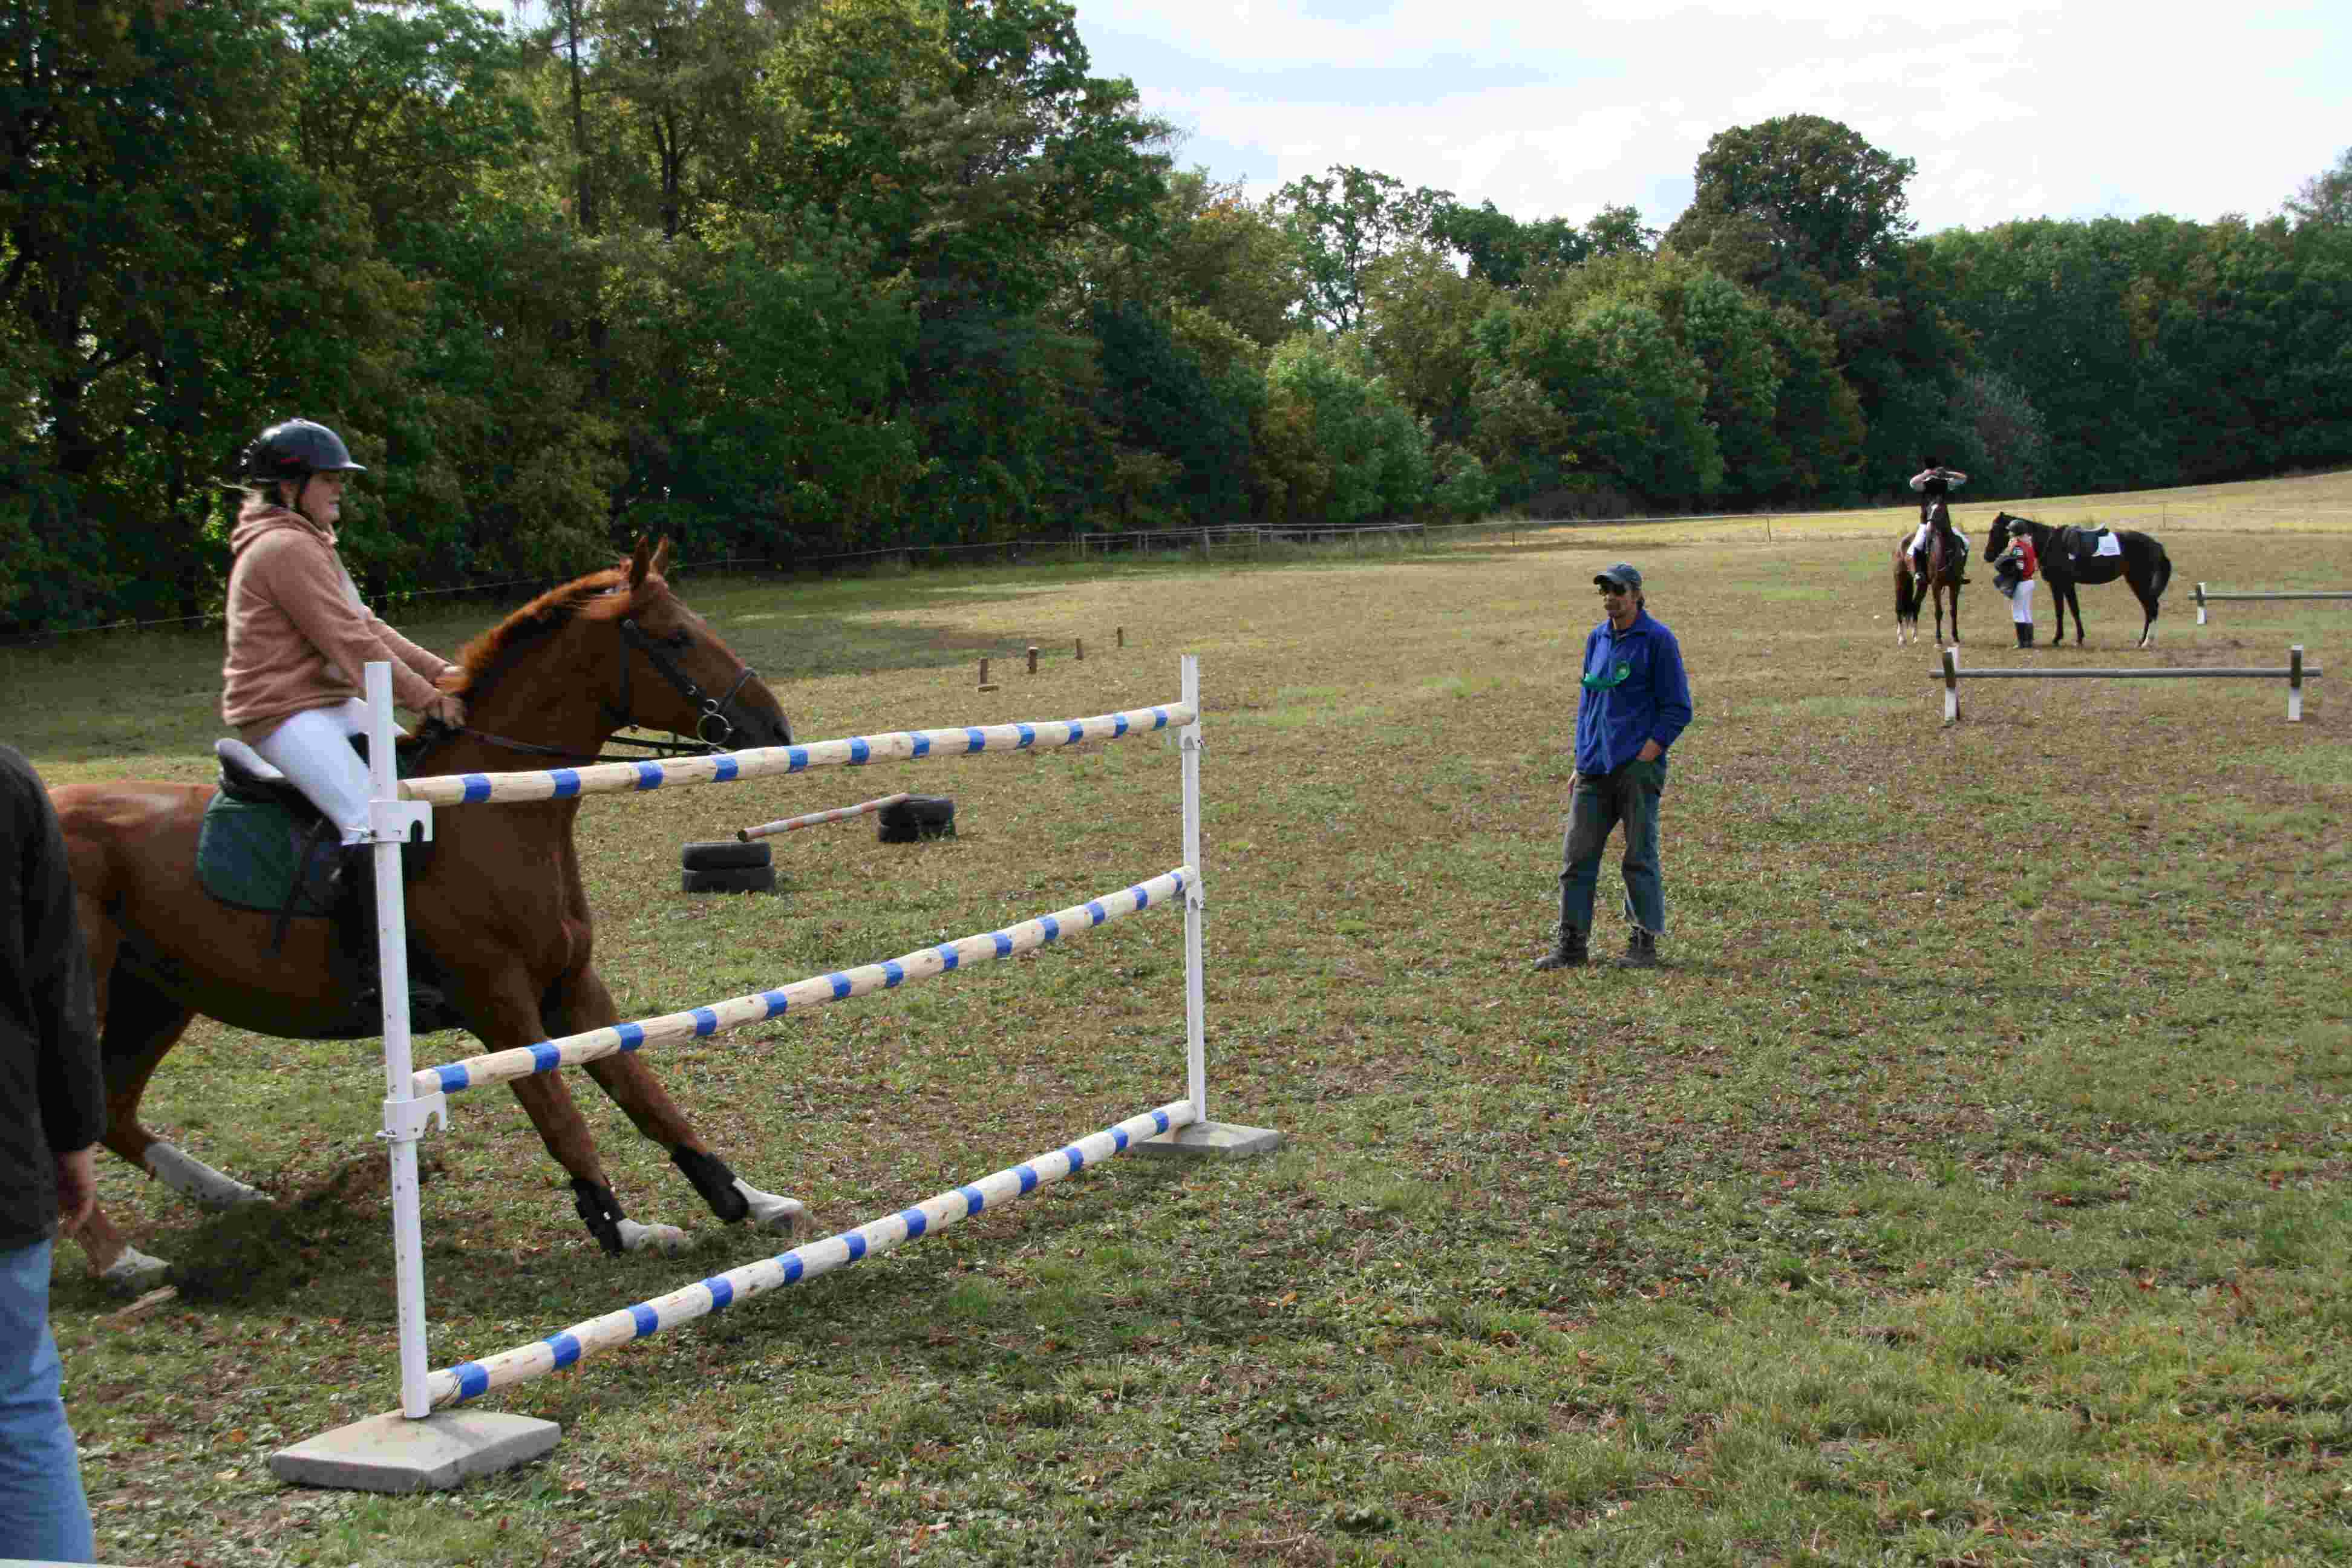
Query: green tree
1425 200 1586 287
1665 114 1917 299
287 0 538 258
2285 146 2352 229
1082 168 1302 350
1270 165 1451 331
1360 242 1496 446
1 0 419 622
1479 284 1722 505
1264 336 1431 523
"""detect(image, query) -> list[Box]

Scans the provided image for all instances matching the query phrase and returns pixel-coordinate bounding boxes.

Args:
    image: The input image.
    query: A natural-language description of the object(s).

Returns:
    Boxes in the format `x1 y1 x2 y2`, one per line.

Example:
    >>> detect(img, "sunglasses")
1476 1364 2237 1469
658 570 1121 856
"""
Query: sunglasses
1596 584 1631 596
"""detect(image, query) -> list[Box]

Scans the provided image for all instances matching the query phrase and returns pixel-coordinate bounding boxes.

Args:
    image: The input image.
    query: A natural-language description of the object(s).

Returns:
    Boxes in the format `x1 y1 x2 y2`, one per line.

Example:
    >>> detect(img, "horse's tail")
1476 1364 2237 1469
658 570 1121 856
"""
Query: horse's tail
1894 546 1918 619
2151 540 2174 601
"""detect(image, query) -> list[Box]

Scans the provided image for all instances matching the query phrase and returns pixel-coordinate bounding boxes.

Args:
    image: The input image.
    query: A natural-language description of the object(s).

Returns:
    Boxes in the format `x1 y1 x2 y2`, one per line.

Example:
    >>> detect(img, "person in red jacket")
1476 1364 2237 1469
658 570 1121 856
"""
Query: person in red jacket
1994 525 2039 647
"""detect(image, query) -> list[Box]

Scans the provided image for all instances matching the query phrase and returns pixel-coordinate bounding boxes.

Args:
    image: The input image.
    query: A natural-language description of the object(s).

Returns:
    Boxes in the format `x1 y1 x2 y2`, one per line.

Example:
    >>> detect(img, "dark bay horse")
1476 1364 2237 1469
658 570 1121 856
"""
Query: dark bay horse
51 539 814 1292
1986 512 2172 648
1894 521 1965 646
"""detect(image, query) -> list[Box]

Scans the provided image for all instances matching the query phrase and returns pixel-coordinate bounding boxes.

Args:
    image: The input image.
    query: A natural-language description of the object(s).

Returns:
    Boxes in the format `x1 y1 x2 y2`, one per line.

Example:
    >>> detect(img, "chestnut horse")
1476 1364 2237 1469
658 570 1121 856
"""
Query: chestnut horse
1893 522 1965 646
51 539 814 1292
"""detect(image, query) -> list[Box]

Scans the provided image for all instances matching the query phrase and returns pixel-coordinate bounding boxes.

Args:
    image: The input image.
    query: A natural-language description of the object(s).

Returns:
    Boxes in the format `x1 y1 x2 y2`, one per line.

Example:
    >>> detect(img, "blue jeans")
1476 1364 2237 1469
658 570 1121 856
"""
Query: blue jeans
1559 758 1666 937
0 1238 94 1564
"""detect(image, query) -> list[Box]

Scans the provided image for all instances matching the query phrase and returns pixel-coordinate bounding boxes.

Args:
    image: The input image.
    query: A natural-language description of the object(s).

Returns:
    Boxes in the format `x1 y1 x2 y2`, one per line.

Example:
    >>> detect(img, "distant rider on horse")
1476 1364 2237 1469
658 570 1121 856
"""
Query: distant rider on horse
1907 457 1971 586
221 418 468 1005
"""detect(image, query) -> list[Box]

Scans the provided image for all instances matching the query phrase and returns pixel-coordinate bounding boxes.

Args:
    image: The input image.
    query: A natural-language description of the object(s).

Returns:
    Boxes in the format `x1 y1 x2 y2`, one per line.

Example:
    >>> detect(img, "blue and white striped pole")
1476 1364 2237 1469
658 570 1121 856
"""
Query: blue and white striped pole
412 867 1195 1097
426 1099 1197 1408
397 706 1195 807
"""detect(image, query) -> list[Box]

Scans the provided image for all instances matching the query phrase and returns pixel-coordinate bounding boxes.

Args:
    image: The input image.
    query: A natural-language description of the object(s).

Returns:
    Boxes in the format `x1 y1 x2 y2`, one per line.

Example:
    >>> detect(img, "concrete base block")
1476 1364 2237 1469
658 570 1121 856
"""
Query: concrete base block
1133 1120 1283 1160
269 1410 561 1492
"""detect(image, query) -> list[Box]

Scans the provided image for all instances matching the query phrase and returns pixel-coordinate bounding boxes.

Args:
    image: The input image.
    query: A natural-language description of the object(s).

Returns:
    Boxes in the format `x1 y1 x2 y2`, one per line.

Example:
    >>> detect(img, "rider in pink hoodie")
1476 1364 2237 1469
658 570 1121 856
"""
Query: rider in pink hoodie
221 419 466 837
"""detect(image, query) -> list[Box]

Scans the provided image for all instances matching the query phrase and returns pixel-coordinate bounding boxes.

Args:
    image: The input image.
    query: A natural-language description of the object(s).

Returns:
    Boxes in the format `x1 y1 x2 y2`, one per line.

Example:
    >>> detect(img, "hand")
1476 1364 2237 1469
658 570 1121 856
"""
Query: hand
424 692 468 730
56 1146 96 1236
1636 740 1664 763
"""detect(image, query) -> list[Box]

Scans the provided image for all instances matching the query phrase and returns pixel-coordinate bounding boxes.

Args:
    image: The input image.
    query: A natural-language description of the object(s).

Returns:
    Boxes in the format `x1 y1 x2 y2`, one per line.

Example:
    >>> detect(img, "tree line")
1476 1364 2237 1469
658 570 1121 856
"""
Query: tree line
5 0 2349 632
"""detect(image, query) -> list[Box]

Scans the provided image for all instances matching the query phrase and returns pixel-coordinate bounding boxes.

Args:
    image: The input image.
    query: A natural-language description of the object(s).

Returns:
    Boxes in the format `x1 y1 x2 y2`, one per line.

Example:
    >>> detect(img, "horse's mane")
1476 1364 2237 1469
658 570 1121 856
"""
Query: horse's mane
446 561 647 701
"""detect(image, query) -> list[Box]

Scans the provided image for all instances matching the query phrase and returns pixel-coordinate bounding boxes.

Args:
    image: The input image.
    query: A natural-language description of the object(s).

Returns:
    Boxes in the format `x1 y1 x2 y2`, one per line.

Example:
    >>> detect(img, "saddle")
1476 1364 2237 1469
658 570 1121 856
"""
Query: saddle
198 738 452 1031
2055 525 2113 565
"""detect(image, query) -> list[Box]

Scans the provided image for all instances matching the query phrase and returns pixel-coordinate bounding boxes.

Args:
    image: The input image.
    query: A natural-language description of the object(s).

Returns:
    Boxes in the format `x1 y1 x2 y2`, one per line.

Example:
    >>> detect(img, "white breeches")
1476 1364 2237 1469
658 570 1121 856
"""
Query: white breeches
1911 522 1968 557
2010 578 2036 623
250 700 385 839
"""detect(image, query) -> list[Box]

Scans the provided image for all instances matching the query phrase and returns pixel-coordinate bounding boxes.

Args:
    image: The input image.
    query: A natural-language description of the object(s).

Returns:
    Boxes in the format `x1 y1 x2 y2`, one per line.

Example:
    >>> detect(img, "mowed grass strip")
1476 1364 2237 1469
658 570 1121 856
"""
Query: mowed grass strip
12 471 2349 1566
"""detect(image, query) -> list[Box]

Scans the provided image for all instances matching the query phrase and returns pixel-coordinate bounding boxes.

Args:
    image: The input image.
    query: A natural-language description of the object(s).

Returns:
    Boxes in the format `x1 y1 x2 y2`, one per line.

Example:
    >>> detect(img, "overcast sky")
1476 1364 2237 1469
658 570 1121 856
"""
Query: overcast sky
1068 0 2348 238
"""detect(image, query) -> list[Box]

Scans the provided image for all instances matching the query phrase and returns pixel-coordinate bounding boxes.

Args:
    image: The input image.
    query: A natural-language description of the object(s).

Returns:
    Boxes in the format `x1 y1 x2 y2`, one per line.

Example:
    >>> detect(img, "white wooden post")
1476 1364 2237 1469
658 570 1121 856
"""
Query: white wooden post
1180 654 1206 1124
2289 645 2305 723
2196 582 2209 625
1941 646 1961 725
364 663 442 1420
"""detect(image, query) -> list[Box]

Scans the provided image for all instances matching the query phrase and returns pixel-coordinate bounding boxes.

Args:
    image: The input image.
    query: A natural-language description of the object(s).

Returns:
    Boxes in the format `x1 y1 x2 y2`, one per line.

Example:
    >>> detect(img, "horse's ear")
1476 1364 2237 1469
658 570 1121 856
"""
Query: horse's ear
650 538 674 580
628 535 655 590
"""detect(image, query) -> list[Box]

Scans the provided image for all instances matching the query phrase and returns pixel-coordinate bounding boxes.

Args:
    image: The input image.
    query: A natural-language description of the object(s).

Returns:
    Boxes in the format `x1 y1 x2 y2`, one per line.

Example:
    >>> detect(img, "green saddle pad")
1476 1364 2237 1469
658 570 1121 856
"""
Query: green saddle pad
196 745 423 916
197 794 342 916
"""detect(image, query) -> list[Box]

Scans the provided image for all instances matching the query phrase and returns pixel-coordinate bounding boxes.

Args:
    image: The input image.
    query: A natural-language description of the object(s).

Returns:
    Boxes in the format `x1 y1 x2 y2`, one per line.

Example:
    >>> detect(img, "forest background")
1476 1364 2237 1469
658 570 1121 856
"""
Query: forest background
5 0 2351 635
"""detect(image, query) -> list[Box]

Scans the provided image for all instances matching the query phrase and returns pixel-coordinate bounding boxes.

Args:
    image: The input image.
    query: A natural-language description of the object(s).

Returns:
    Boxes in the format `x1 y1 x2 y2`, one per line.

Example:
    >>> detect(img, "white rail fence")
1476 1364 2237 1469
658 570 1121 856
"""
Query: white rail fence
272 655 1276 1492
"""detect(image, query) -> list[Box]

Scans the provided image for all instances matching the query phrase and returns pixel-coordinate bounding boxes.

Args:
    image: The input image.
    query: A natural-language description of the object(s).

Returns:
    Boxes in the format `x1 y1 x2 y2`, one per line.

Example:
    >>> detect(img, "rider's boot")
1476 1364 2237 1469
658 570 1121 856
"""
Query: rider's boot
333 845 444 1021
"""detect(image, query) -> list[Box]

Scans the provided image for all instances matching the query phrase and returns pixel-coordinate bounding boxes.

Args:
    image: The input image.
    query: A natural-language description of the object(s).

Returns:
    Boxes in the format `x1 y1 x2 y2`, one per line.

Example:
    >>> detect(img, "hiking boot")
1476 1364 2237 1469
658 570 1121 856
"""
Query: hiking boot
2014 622 2031 648
1534 927 1589 970
1612 929 1660 969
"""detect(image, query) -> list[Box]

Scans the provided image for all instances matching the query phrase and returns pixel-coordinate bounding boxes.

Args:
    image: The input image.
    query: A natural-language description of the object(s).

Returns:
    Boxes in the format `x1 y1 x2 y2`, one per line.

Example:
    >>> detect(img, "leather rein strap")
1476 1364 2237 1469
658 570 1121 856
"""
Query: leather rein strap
407 619 764 768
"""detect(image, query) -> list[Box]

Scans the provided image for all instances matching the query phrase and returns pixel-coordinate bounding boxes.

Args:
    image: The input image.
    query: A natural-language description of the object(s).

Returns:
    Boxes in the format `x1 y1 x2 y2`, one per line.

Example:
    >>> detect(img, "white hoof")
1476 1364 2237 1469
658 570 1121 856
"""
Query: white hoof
616 1218 693 1255
145 1142 269 1212
735 1178 814 1238
99 1247 172 1296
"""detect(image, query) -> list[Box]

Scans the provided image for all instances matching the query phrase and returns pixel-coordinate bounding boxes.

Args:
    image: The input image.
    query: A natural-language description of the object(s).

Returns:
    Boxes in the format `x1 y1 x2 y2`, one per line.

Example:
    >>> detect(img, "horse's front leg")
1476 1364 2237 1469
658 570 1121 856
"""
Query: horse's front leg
459 972 685 1258
554 965 815 1241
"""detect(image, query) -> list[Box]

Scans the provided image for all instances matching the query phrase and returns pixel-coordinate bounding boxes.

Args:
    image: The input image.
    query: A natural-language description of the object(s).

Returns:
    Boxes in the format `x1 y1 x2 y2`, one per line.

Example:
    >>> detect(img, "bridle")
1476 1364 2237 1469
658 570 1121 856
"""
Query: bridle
408 613 783 769
609 616 774 750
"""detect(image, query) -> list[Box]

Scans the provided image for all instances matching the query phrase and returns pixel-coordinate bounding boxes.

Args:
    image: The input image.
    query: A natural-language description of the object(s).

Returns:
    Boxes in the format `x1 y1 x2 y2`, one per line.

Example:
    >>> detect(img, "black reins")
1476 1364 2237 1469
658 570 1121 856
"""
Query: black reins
407 615 776 769
610 616 768 748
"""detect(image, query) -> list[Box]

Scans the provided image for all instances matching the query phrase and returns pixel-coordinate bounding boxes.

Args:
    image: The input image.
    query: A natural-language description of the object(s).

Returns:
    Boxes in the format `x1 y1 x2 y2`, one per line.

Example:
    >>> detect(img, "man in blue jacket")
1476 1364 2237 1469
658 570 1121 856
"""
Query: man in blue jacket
1535 563 1693 971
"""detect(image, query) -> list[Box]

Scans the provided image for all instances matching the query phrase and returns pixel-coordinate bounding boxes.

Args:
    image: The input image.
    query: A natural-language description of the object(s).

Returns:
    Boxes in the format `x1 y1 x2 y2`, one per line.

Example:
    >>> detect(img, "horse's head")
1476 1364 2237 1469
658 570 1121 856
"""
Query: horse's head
605 538 794 750
1985 512 2018 563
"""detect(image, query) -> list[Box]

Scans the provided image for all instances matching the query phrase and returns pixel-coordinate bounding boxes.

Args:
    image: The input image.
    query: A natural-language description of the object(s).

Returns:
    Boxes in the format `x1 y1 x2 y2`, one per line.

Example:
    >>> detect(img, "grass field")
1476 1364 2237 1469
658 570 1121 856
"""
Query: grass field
10 474 2351 1566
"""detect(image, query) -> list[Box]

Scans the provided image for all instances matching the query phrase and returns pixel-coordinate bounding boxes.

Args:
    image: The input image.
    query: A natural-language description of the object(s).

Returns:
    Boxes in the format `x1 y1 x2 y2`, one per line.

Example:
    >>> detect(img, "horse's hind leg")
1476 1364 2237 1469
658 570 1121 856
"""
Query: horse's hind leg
76 965 211 1293
555 967 814 1240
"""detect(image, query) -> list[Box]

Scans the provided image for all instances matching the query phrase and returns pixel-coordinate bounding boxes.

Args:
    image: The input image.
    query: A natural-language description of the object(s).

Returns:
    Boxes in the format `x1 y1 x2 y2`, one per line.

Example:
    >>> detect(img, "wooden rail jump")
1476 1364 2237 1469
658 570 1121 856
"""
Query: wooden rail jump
1936 645 2322 724
2193 583 2352 625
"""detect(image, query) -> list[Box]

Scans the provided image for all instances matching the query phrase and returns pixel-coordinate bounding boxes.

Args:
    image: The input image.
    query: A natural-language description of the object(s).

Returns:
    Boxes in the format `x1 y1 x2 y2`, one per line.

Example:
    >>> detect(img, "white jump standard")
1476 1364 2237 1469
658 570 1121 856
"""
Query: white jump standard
1936 644 2322 724
271 655 1277 1493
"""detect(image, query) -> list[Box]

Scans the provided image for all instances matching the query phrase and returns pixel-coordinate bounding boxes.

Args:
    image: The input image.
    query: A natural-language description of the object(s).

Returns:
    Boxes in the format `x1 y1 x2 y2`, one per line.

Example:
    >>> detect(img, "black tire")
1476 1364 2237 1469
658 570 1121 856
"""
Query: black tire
681 839 772 871
877 795 956 843
681 864 778 894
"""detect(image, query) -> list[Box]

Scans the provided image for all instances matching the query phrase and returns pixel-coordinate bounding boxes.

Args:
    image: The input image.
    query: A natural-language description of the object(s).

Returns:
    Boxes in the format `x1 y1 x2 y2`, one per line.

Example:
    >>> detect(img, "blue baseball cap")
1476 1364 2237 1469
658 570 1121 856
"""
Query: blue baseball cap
1593 563 1642 590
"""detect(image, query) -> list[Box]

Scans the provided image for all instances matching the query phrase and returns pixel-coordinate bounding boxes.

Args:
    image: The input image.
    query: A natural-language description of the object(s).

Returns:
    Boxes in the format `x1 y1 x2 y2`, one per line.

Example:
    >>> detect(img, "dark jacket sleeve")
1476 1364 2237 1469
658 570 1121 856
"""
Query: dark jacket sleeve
3 747 105 1166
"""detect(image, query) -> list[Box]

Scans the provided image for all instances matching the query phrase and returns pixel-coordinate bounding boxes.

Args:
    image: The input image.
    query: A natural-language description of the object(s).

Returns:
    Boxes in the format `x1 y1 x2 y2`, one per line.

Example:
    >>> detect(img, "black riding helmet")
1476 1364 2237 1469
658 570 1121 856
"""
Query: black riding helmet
240 419 366 485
